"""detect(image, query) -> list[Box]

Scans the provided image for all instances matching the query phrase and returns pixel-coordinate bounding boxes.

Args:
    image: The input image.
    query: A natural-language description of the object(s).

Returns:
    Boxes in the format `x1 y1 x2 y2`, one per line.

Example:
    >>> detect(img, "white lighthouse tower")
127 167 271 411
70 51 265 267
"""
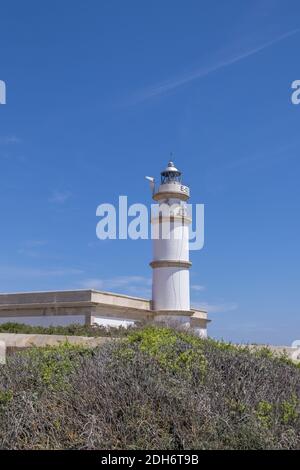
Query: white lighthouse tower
149 161 192 327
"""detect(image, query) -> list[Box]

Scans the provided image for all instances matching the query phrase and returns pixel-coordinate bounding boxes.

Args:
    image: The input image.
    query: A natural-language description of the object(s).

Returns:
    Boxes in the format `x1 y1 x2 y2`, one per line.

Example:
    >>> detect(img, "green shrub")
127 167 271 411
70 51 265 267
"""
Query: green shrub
0 390 13 410
24 341 93 390
0 321 129 337
127 326 207 376
256 401 273 429
0 325 299 449
281 394 299 425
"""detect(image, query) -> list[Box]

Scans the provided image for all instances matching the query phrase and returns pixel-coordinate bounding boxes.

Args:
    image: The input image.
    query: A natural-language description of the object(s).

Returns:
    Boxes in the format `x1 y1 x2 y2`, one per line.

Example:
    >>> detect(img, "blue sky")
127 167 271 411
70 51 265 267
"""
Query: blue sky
0 0 299 344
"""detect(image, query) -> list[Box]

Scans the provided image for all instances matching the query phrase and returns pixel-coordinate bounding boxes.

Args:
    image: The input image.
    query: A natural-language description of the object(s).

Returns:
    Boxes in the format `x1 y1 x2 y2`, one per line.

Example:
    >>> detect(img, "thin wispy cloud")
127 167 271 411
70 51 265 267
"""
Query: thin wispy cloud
191 284 206 292
80 275 151 297
49 190 72 204
21 240 48 248
205 139 300 195
0 135 22 160
0 266 83 280
128 28 300 104
213 322 275 334
17 240 48 258
0 135 21 145
195 301 238 314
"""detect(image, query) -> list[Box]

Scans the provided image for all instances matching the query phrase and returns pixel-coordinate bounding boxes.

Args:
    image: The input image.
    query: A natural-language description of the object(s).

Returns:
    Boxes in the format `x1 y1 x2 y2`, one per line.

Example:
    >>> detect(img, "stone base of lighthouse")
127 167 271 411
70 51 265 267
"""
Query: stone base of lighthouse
152 310 208 338
150 263 208 337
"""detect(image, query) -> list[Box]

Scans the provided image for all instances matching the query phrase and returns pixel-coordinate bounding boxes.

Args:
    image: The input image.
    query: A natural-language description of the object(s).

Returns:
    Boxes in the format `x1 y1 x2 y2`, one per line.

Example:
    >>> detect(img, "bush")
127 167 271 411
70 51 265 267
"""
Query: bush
0 322 131 337
0 326 299 449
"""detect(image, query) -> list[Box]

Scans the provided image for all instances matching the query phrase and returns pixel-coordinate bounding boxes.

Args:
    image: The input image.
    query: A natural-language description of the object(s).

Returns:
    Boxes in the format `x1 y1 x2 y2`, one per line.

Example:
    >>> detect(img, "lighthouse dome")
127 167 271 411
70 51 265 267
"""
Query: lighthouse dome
152 160 189 200
161 161 181 177
160 161 182 185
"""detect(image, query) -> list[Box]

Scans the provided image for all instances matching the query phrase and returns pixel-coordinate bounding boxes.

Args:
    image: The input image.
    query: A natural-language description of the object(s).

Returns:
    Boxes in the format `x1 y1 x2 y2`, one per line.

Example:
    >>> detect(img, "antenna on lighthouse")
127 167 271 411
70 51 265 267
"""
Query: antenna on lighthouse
145 176 155 195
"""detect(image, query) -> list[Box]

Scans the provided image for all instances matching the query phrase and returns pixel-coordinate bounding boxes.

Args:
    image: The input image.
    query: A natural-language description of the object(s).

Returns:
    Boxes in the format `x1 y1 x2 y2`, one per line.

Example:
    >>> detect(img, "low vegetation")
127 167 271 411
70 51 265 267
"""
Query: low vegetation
0 326 299 449
0 322 129 337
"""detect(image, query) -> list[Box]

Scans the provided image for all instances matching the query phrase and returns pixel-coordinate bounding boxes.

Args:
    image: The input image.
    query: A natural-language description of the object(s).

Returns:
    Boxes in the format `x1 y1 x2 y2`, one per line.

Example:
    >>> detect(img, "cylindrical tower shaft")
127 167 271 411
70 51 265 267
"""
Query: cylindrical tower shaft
150 161 191 313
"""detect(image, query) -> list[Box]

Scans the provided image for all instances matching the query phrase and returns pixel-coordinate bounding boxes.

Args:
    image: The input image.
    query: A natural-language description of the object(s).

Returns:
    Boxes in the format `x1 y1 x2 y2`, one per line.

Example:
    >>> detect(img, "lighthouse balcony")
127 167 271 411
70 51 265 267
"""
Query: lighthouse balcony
153 182 190 201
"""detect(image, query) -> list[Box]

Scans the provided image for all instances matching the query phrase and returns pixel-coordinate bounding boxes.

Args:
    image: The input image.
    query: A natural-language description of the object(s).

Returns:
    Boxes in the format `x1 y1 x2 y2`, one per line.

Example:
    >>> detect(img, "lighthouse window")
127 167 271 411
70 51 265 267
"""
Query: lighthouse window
161 172 182 184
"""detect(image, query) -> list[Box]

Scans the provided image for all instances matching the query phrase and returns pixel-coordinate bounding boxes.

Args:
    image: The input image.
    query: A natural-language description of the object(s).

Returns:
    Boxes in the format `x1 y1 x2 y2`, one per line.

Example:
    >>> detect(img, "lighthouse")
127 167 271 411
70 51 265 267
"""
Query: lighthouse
150 161 192 328
0 159 209 337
